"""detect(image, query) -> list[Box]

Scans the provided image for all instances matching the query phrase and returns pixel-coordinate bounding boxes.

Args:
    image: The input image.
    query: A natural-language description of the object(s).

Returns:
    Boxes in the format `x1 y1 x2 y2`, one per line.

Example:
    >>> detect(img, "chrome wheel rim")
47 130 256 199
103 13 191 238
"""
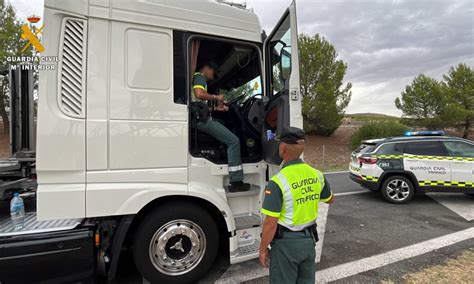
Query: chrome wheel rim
386 179 410 201
149 219 206 276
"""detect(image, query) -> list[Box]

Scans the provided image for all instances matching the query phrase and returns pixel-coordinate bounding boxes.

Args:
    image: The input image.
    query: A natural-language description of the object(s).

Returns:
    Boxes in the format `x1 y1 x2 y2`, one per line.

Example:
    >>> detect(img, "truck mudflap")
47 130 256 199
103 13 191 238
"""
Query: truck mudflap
0 220 95 283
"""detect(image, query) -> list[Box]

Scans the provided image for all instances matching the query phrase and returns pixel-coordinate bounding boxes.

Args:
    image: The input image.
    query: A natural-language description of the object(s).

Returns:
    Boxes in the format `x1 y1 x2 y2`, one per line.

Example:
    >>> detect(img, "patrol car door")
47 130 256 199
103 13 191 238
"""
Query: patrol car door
403 141 452 187
262 1 303 166
442 140 474 187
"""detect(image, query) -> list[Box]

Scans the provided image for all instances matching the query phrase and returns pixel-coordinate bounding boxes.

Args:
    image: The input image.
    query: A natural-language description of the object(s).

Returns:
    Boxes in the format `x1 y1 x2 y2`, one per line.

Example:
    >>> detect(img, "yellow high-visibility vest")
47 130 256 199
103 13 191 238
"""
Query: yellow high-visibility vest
270 163 326 231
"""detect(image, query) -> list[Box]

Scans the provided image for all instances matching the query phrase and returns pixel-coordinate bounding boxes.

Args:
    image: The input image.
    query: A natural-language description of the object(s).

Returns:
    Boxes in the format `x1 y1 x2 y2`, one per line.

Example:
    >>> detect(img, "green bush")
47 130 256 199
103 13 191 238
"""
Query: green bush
350 121 409 149
303 116 342 136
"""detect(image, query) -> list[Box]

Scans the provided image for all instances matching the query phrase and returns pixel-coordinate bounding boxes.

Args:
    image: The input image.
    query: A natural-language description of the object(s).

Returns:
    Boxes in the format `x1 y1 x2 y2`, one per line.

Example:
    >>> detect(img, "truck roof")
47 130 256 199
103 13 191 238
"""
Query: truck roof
45 0 263 43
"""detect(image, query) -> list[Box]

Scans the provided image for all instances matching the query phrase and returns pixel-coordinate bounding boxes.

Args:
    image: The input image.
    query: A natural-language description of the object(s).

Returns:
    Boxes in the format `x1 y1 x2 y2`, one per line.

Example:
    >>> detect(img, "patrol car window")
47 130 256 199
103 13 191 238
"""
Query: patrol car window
355 144 376 154
443 141 474 158
376 143 404 155
405 141 446 156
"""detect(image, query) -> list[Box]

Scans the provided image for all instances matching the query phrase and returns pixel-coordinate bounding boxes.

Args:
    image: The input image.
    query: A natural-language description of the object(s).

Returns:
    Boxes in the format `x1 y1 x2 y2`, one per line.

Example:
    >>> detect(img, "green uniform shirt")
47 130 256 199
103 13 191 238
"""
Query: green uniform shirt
262 159 332 219
192 72 207 102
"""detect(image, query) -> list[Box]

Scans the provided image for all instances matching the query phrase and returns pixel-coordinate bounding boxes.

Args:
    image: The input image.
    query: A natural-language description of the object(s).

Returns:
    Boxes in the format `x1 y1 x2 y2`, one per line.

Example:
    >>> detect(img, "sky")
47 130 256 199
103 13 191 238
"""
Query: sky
7 0 474 116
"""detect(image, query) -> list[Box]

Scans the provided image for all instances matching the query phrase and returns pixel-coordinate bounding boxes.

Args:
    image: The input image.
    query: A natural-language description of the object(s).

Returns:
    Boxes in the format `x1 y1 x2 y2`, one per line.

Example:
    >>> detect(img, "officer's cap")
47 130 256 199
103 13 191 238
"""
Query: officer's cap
275 127 306 144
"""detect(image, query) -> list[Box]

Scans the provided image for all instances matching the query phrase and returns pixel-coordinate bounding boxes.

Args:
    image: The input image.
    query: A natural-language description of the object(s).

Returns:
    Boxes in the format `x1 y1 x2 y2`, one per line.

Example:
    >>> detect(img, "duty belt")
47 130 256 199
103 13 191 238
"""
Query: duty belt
275 224 319 242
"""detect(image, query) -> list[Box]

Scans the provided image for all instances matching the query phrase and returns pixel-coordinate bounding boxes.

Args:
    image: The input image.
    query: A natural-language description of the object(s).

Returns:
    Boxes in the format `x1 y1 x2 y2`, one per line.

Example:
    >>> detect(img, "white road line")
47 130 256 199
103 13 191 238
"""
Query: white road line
324 171 349 175
316 227 474 283
334 191 370 196
216 190 368 283
316 203 329 263
217 227 474 283
427 193 474 221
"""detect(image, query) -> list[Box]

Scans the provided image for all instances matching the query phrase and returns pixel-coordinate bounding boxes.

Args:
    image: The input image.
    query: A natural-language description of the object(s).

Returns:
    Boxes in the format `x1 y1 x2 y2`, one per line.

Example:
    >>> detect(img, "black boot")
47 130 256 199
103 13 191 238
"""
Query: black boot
228 181 251 192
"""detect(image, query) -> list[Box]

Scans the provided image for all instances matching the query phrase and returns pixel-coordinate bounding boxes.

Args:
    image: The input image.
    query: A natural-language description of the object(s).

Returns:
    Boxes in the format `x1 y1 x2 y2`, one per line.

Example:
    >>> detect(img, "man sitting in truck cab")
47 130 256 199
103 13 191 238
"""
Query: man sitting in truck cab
192 63 251 192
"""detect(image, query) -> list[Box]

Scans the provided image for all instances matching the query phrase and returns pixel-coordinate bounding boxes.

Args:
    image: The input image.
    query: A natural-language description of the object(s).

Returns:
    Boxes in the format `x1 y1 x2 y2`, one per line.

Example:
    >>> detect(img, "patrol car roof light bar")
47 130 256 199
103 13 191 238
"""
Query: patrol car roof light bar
404 130 446 136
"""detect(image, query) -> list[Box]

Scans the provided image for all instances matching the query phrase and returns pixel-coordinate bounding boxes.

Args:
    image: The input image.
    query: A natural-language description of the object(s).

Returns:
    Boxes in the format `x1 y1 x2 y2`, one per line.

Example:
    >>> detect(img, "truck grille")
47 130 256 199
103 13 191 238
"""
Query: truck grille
58 18 87 117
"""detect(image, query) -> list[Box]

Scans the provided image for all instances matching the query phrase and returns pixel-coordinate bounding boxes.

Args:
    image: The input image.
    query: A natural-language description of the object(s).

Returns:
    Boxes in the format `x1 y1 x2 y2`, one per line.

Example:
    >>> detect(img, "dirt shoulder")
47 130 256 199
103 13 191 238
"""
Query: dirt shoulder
304 126 356 172
383 248 474 284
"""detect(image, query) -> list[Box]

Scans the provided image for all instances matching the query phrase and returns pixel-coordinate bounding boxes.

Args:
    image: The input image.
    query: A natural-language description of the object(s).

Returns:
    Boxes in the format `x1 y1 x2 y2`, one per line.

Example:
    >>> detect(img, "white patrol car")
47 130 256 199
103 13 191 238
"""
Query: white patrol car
349 131 474 203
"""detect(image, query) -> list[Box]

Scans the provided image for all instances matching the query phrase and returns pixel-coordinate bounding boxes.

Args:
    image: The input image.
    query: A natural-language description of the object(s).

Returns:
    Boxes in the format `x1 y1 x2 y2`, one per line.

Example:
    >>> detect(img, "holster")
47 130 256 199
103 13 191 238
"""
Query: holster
274 224 284 240
310 225 319 243
190 102 209 123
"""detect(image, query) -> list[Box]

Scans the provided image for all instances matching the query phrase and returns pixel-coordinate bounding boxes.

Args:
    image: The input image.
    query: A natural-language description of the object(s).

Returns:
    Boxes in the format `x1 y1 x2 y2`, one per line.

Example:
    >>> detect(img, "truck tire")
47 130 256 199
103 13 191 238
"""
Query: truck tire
381 176 414 204
133 202 219 283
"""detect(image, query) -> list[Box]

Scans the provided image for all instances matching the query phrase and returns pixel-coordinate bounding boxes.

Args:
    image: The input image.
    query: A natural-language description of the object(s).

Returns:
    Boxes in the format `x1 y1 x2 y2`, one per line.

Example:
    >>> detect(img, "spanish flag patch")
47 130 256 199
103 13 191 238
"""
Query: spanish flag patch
265 189 272 195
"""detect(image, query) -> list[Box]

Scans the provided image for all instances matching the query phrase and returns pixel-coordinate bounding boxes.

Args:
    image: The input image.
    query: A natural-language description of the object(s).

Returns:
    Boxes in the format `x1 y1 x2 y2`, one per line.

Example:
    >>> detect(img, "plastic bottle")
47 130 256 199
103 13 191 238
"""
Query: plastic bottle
266 130 276 141
10 193 25 230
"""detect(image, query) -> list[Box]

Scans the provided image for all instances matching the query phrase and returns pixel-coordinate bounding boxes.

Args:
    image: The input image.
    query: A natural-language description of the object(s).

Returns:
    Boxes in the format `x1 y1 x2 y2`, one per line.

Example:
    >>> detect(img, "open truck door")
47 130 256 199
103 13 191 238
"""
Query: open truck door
262 1 302 165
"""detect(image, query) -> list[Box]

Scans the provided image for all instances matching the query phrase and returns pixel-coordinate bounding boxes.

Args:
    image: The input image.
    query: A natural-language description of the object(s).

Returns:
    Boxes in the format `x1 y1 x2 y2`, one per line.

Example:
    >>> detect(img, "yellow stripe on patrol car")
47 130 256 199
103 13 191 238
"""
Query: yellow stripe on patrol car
373 154 474 162
404 155 474 162
374 155 404 159
361 175 379 182
418 180 474 187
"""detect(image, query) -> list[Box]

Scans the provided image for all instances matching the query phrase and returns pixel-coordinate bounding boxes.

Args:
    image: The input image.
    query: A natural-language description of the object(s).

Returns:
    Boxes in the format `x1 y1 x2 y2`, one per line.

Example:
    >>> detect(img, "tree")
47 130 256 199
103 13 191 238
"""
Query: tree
443 63 474 138
395 74 448 129
299 34 352 136
0 0 27 133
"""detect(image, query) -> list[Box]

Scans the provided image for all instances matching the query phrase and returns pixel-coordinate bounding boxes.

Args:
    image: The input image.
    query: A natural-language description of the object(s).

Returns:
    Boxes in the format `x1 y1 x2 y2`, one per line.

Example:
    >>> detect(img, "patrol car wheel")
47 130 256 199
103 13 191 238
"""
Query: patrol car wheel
381 176 414 204
133 202 218 283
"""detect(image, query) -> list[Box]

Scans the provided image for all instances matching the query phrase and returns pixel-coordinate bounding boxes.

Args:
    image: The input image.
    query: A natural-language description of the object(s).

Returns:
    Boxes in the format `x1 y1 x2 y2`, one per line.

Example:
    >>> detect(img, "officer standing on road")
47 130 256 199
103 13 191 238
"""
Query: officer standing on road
259 127 334 284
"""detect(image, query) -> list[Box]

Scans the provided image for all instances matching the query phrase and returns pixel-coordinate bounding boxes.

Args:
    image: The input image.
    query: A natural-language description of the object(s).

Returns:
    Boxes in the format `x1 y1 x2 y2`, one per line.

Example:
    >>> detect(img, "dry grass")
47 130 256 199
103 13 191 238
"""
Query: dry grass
383 249 474 284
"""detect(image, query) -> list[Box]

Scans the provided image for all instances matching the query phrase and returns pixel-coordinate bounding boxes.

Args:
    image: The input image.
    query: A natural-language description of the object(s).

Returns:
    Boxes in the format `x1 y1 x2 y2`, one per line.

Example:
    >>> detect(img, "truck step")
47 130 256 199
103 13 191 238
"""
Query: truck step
234 213 261 230
225 184 260 198
0 212 82 237
230 240 260 264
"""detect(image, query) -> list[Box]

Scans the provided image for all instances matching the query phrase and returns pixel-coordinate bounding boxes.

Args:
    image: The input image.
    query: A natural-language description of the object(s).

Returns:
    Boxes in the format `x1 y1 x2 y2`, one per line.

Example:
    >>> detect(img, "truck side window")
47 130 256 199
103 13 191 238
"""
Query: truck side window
405 141 446 156
443 141 474 158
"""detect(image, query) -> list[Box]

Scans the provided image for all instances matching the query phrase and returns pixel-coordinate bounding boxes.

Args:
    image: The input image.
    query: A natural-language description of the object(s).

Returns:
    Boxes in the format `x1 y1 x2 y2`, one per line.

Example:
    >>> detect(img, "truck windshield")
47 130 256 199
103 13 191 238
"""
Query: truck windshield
221 76 262 101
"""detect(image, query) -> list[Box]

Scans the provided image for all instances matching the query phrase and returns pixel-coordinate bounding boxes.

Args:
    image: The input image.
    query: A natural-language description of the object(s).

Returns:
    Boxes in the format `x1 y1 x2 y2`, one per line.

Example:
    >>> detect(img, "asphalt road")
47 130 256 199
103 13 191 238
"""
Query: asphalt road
114 172 474 283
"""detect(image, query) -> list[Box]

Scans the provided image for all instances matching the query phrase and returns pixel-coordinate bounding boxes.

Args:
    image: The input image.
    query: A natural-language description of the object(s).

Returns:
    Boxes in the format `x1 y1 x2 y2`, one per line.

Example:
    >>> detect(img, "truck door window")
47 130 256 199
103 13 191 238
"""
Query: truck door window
443 141 474 157
268 15 291 95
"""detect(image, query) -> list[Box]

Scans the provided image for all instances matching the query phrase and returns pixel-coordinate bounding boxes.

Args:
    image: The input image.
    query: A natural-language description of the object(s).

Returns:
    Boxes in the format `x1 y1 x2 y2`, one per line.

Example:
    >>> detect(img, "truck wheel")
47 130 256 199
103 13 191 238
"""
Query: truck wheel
133 202 218 283
381 176 414 204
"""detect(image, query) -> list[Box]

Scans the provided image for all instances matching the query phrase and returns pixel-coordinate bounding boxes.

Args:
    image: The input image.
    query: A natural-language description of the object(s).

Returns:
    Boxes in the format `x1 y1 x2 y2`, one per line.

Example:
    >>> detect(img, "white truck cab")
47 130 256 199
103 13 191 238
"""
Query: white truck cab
1 0 302 282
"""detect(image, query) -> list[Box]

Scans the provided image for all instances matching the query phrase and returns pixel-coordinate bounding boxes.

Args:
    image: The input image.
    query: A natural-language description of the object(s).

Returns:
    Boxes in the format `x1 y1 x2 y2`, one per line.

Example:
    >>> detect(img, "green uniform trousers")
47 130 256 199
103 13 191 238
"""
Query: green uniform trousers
196 118 243 182
270 231 316 284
